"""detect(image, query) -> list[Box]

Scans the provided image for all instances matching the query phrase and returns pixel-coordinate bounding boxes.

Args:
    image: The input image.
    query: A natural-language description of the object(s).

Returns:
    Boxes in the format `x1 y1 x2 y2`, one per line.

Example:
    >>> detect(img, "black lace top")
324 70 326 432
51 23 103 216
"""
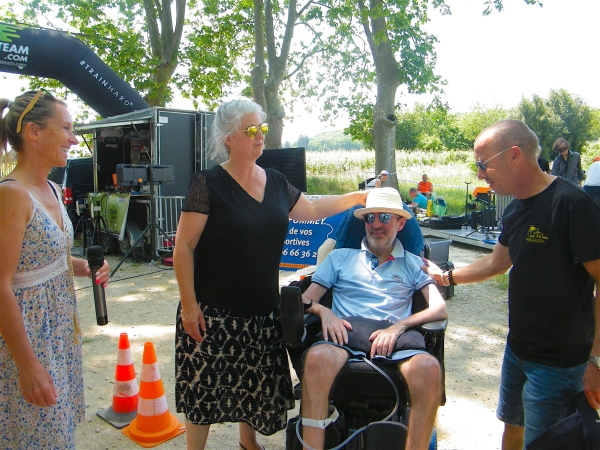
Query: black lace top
182 165 301 316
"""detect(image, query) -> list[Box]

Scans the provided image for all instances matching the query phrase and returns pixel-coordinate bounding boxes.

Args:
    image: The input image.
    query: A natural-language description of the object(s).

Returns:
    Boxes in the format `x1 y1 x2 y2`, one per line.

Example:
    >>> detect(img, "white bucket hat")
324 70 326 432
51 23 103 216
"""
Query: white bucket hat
296 238 336 277
353 187 412 219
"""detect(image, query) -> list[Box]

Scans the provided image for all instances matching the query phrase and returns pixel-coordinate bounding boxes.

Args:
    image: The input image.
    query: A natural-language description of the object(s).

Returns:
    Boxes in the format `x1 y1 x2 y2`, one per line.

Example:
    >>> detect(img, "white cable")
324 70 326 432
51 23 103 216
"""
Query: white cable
295 356 400 450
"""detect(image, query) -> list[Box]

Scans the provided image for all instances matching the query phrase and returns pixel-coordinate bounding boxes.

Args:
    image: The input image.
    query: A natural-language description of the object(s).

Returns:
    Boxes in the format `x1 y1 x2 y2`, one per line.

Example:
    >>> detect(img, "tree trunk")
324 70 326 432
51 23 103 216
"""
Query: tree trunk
372 78 398 188
263 75 284 149
251 0 267 111
251 0 300 150
365 0 400 189
147 62 178 106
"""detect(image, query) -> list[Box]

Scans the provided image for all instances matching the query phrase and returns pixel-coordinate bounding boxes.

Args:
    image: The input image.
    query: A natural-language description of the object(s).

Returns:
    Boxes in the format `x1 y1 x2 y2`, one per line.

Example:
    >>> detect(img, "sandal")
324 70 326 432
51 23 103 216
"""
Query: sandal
239 442 265 450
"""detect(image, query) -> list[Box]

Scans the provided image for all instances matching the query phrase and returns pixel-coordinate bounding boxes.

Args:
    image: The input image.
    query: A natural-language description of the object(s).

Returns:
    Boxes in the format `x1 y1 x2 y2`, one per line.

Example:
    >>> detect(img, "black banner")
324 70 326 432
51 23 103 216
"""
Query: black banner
0 23 148 117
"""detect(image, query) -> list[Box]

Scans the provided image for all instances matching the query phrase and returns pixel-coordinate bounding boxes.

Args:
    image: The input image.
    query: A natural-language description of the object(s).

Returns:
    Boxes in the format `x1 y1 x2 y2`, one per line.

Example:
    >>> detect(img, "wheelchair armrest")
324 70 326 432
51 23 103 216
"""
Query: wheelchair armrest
280 286 305 347
417 318 448 334
305 313 321 328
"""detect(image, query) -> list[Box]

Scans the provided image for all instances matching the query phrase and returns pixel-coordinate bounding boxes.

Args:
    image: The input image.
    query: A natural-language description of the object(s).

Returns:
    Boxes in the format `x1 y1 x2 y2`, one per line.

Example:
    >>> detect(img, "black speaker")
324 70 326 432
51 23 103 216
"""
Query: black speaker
471 211 480 229
116 164 174 186
257 148 307 192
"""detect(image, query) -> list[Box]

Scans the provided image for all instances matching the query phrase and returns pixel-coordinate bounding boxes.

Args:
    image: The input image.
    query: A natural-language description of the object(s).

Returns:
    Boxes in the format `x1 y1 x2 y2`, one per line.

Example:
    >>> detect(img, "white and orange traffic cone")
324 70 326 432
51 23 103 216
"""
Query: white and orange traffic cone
97 332 139 428
122 342 185 447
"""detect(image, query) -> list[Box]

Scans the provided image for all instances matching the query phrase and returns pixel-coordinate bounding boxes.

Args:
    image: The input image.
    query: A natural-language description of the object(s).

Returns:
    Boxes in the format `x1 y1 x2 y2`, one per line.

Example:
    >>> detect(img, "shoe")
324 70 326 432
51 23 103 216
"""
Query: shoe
293 382 302 400
239 443 265 450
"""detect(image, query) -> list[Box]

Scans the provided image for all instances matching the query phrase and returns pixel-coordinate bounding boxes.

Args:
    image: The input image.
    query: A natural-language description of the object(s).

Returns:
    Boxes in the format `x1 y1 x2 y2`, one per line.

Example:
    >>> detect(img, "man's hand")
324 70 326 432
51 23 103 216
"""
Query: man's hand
369 322 407 358
583 363 600 409
421 258 445 286
319 308 352 345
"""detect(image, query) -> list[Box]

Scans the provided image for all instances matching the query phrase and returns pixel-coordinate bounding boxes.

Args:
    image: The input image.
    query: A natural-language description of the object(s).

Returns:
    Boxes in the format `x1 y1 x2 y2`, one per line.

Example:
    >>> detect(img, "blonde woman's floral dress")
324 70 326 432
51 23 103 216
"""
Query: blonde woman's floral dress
0 180 84 449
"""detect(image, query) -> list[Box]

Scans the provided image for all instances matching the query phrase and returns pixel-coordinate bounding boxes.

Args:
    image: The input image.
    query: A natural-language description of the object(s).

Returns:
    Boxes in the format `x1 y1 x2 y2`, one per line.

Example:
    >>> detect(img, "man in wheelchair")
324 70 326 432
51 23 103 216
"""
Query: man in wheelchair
295 188 448 450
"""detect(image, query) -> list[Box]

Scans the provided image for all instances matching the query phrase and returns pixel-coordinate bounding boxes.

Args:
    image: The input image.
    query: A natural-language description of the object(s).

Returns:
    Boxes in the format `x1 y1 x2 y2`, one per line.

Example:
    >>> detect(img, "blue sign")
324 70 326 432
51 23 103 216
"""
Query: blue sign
279 212 345 271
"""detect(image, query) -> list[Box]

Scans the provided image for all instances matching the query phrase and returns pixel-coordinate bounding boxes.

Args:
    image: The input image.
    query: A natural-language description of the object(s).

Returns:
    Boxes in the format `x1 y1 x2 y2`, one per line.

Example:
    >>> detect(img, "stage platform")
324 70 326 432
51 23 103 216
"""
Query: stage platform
420 223 500 250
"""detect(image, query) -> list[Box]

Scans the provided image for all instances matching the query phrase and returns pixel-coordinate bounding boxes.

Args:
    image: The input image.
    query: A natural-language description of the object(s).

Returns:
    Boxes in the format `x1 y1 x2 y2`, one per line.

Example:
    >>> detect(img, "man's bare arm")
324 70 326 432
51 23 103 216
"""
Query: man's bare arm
301 282 352 345
423 241 512 286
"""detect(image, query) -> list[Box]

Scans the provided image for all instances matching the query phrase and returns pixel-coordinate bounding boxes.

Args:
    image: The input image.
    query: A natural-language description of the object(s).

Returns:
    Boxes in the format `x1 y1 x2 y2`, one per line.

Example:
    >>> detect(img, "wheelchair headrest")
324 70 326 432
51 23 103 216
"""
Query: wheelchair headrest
297 238 336 277
334 204 424 256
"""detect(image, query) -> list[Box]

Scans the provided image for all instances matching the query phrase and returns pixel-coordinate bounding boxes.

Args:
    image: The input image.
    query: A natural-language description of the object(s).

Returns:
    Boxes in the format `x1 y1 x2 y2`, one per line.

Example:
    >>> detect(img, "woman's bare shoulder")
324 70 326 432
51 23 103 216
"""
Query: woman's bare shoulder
0 179 32 213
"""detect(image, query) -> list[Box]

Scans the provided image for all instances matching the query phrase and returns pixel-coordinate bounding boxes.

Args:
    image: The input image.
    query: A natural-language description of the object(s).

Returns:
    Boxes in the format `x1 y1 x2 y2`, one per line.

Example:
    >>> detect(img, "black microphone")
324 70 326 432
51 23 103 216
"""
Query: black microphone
87 246 108 326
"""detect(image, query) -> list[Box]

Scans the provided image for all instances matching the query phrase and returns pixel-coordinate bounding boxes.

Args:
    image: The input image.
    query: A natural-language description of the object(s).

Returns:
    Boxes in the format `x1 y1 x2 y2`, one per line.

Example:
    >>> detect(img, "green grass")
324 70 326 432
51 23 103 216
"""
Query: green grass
305 149 488 215
307 175 358 195
493 273 510 290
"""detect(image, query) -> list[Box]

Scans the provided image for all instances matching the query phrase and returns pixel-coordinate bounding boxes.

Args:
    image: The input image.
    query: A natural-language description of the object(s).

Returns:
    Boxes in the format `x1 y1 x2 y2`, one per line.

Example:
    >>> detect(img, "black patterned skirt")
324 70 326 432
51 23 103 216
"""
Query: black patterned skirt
175 302 295 435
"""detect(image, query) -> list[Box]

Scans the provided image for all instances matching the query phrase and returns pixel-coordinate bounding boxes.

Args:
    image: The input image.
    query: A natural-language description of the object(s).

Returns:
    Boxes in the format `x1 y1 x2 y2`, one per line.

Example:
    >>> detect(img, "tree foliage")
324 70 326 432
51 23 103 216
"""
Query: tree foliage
246 0 333 148
345 95 600 156
312 0 541 184
2 0 249 113
314 0 446 186
455 105 516 147
303 129 363 151
517 89 600 158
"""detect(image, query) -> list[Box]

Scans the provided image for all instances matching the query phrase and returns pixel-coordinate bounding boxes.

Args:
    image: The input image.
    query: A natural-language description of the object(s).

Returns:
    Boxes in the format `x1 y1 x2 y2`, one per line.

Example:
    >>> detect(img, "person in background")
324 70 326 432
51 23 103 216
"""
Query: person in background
173 99 369 450
408 187 428 209
551 138 584 186
422 120 600 450
537 155 550 174
583 156 600 207
0 90 110 449
416 173 433 198
365 170 390 189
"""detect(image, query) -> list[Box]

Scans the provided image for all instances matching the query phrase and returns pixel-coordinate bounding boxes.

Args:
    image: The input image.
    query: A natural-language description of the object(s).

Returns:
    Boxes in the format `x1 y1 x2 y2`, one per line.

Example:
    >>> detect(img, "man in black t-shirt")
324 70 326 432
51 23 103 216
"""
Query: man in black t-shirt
422 120 600 449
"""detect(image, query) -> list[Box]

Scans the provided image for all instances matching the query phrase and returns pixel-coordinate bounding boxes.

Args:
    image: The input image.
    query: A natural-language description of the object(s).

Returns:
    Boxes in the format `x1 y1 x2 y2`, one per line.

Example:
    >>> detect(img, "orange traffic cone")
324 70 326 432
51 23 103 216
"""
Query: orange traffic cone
97 332 139 428
122 342 185 447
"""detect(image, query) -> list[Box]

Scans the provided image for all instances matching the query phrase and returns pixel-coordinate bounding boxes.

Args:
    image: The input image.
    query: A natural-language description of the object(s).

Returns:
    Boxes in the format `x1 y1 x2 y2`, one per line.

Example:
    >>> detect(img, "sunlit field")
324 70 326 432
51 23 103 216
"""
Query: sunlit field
306 149 489 215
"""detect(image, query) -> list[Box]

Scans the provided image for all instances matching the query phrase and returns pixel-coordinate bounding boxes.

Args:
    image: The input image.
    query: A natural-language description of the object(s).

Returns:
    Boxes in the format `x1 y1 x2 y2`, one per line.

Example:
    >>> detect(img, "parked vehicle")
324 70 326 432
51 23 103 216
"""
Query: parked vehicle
48 157 94 227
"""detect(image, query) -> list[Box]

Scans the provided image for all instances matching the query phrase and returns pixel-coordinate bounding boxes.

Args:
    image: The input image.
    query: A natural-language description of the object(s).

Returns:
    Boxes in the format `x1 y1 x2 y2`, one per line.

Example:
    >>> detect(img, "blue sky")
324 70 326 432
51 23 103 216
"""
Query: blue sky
2 0 599 142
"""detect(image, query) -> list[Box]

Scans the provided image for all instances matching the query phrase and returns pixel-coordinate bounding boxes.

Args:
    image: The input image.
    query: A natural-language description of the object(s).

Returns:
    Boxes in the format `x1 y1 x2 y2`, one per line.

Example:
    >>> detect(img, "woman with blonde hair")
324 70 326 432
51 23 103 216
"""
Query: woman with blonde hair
0 90 109 448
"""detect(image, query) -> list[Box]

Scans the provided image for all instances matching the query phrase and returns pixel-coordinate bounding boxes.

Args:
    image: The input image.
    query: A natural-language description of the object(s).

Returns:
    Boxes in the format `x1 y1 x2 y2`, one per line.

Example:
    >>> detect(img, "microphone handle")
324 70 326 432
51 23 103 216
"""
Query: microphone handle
91 269 108 326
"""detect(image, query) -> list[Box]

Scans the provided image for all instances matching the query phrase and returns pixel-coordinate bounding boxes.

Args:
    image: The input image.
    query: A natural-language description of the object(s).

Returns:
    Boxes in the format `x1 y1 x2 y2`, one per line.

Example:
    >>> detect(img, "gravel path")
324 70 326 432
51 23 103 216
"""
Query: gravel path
73 243 508 449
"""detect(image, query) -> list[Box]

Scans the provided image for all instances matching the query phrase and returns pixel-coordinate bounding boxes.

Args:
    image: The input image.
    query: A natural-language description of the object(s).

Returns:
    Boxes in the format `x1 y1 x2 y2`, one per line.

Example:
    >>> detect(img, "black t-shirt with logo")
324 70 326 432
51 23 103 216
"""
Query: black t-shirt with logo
499 178 600 367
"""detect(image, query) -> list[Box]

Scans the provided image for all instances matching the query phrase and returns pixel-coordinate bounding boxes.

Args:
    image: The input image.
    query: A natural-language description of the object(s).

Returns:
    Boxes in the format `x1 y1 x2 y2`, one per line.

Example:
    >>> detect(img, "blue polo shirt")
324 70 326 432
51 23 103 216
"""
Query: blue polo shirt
413 193 428 209
312 238 434 322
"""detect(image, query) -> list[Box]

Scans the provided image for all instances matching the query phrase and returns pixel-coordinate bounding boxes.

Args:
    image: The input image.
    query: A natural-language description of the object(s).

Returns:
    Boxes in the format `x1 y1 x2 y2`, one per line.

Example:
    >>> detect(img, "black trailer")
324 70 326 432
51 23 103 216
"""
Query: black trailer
74 106 306 260
74 107 216 258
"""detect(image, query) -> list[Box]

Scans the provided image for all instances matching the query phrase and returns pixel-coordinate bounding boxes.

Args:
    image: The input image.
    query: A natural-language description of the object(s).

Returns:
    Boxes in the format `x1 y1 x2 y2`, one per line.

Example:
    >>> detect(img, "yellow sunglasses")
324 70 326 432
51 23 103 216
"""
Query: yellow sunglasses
238 123 269 139
15 89 54 133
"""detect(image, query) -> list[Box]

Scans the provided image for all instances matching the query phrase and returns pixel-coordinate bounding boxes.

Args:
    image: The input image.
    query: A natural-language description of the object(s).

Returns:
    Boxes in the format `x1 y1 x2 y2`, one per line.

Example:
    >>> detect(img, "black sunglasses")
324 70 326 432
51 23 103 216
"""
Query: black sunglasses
475 145 522 172
362 213 399 224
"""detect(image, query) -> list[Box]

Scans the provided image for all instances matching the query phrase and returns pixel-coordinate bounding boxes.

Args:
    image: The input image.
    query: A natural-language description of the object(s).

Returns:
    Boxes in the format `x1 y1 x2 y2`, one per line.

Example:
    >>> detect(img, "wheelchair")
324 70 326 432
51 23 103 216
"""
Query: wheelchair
281 230 450 450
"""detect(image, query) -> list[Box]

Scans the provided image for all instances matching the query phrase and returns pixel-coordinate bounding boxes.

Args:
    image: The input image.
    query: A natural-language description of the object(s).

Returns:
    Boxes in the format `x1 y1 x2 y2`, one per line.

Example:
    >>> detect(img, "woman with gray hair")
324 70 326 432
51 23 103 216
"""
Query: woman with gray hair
0 90 109 448
173 99 368 450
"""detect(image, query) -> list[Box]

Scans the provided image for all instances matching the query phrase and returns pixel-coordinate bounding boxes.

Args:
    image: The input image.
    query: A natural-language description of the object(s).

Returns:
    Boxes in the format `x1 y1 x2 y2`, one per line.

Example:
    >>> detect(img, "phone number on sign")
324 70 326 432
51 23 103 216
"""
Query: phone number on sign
281 249 317 258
